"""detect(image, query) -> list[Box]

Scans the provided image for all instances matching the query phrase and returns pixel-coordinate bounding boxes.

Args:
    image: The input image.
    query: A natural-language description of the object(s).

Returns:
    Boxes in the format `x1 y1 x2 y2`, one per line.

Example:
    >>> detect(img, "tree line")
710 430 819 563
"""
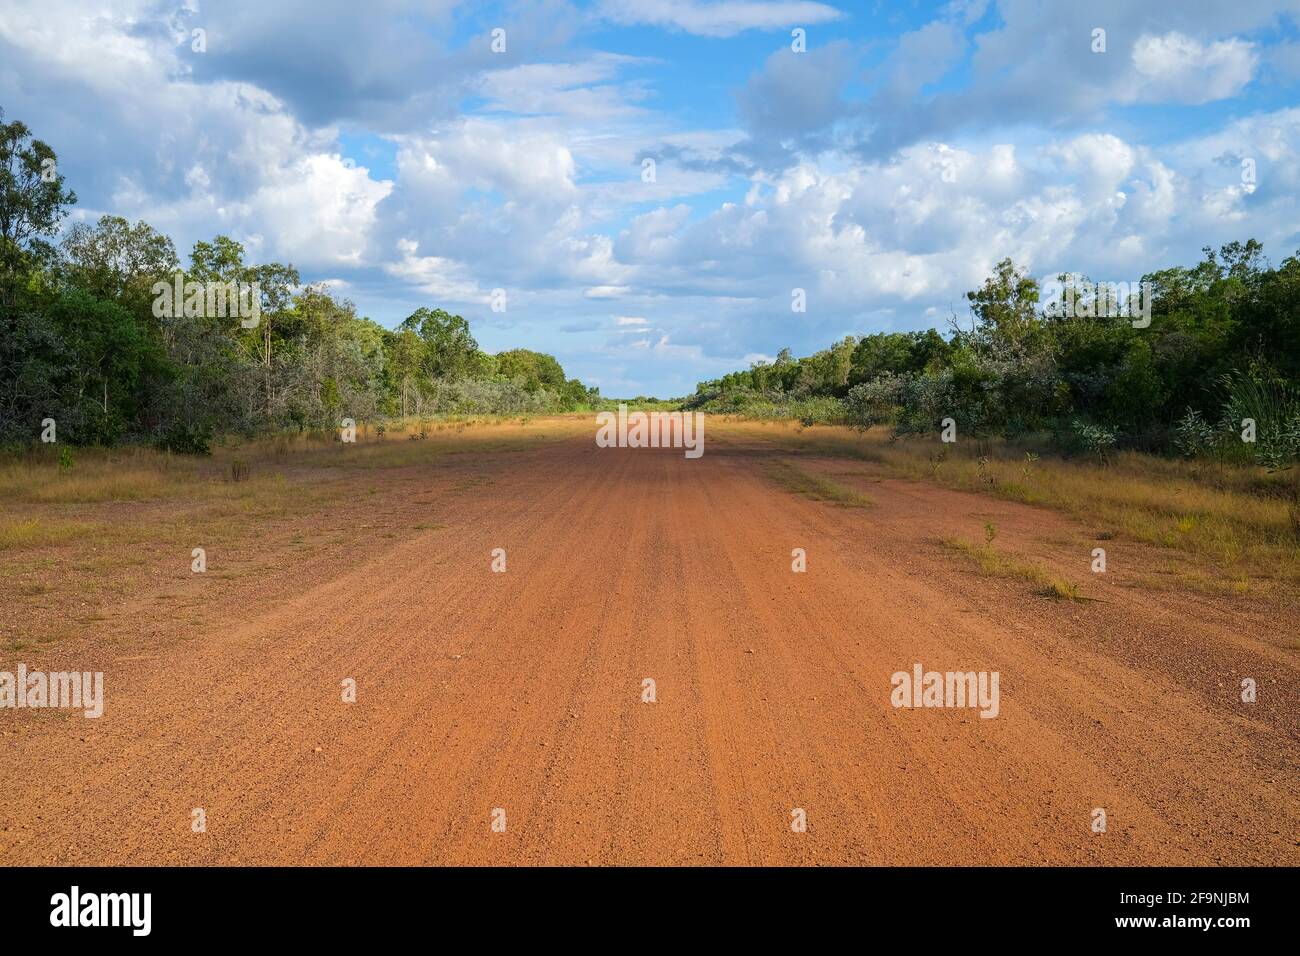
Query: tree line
0 110 598 454
688 246 1300 467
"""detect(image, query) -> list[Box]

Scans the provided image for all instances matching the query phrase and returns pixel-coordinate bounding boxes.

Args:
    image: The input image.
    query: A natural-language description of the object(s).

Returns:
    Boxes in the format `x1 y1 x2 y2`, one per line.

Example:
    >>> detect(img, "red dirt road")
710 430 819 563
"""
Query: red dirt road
2 428 1296 865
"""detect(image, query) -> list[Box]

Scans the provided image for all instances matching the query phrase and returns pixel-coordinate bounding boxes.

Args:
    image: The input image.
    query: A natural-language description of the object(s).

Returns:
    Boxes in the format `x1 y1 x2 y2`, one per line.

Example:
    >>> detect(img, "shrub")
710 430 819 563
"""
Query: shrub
844 375 905 432
1069 419 1118 463
1173 408 1218 458
1218 371 1300 468
156 421 213 456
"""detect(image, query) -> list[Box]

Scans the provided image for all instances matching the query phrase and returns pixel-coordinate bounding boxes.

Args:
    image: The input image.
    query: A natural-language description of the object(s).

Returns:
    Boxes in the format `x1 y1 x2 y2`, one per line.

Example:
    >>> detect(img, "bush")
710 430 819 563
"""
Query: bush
1173 408 1218 458
844 375 905 432
1068 419 1118 463
1218 370 1300 468
156 421 213 456
423 377 563 415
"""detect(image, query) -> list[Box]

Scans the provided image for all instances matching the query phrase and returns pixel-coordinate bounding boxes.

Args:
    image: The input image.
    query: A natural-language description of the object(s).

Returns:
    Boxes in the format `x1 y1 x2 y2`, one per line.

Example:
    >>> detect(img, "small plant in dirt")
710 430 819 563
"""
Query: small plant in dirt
944 529 1085 602
1040 579 1081 601
57 446 74 472
230 459 250 482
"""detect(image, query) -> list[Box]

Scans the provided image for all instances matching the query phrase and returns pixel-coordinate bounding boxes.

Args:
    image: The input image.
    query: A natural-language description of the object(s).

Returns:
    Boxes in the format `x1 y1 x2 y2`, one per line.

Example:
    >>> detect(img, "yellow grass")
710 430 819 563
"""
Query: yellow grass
0 416 585 507
0 454 194 504
715 418 1300 591
217 414 587 471
0 517 100 550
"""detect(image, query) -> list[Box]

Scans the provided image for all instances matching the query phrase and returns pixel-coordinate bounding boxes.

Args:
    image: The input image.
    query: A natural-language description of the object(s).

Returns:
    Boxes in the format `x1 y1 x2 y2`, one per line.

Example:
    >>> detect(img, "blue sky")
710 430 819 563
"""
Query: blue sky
3 0 1300 396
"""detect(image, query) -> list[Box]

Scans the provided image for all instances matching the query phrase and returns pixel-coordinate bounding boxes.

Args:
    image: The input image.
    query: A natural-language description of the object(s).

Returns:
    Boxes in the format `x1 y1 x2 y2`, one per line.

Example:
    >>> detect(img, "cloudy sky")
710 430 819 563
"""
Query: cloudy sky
3 1 1300 396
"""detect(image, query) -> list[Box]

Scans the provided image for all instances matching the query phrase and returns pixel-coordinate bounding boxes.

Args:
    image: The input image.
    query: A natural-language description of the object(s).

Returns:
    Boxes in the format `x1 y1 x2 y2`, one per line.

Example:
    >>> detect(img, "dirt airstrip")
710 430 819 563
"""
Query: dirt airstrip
1 421 1296 865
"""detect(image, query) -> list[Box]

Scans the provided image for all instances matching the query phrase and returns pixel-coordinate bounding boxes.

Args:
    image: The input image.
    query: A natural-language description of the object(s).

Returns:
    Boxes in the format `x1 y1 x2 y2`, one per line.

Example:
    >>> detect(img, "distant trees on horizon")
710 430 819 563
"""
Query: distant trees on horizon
690 247 1300 466
0 110 598 453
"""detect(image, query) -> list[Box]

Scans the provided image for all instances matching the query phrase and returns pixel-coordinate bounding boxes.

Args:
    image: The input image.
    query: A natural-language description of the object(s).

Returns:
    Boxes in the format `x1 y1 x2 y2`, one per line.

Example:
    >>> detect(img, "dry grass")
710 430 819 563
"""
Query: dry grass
0 416 585 559
0 415 583 507
0 418 584 653
0 450 197 504
216 414 585 472
0 517 101 550
718 419 1300 592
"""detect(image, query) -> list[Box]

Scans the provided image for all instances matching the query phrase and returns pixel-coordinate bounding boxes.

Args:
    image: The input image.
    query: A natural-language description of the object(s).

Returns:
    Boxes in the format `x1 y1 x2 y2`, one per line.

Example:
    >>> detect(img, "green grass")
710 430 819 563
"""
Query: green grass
943 537 1085 601
598 398 685 412
764 460 872 508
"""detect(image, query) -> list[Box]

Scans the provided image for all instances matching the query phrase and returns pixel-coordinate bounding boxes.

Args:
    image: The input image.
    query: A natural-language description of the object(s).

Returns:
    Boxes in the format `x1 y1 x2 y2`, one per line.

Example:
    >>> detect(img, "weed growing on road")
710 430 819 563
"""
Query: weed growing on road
765 460 872 508
943 535 1084 601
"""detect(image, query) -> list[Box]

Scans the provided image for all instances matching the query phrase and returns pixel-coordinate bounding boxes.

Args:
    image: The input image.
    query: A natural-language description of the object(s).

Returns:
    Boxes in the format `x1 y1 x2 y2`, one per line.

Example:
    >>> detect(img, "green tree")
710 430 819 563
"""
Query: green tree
399 307 479 378
964 257 1041 356
0 110 77 305
61 215 178 316
188 236 246 285
48 287 156 443
496 349 566 391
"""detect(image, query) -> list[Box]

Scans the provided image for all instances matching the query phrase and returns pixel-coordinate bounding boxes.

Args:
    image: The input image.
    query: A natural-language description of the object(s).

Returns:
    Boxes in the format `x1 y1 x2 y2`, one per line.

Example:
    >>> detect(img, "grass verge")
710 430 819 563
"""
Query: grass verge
719 419 1300 593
